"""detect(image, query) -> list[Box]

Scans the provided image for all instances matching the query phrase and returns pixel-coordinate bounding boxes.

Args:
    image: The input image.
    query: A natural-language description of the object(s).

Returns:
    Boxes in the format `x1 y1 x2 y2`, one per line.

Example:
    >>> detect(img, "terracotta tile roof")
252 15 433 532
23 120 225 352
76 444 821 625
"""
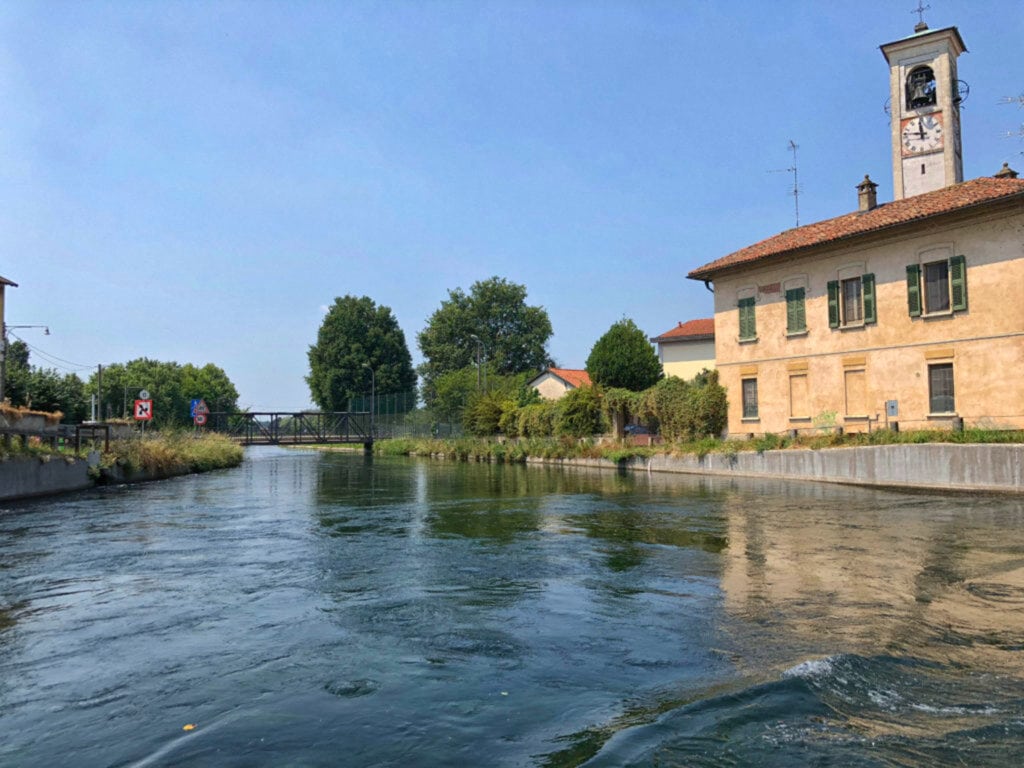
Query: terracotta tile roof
688 176 1024 281
546 368 592 388
650 318 714 343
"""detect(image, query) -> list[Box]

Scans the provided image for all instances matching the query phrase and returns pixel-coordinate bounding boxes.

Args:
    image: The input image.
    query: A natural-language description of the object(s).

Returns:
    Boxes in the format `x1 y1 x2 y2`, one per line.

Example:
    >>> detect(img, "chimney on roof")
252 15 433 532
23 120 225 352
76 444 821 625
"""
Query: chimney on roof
995 162 1019 179
857 174 879 212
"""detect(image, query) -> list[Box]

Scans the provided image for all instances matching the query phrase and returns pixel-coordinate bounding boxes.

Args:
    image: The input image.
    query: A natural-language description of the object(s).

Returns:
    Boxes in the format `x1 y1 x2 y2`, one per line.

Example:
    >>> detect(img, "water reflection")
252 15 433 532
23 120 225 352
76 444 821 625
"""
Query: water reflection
2 450 1023 767
718 484 1024 676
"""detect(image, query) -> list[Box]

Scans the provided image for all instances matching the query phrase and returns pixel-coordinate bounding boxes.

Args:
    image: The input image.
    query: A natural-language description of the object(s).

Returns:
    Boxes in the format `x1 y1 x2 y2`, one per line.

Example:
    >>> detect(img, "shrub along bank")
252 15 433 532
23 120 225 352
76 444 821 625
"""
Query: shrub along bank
98 432 244 482
463 369 729 440
372 427 1024 465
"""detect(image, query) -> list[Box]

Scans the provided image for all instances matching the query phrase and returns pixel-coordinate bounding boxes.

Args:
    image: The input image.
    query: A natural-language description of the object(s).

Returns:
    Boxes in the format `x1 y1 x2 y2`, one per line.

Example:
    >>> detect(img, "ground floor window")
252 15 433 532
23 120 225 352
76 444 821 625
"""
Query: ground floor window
789 374 809 419
929 363 955 414
844 369 867 417
742 378 759 419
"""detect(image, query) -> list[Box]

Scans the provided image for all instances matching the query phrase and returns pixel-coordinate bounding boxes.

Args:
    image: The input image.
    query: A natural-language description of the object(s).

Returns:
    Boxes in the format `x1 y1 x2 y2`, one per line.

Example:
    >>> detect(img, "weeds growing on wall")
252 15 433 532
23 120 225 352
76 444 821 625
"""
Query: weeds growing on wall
358 426 1024 466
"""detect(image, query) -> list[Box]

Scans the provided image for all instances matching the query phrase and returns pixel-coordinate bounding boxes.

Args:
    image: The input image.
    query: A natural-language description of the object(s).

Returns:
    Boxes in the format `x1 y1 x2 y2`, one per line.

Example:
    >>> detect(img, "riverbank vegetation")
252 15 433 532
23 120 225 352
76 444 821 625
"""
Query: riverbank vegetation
371 426 1024 465
101 432 243 476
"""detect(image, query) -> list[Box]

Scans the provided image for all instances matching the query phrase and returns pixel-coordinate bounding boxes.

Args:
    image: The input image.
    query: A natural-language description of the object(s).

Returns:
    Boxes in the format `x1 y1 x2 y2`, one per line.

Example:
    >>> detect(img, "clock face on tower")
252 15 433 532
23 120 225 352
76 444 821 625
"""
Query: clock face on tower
901 113 944 156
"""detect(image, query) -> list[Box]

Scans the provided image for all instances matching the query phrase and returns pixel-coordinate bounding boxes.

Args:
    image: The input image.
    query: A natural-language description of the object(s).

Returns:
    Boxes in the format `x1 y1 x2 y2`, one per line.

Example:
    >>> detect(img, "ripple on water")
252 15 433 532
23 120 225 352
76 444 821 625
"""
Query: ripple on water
323 679 379 698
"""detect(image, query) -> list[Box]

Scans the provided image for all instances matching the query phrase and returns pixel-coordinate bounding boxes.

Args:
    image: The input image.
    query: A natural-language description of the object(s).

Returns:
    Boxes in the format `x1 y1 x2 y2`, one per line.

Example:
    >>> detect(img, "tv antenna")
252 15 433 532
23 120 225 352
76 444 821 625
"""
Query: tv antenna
1000 94 1024 149
769 140 801 227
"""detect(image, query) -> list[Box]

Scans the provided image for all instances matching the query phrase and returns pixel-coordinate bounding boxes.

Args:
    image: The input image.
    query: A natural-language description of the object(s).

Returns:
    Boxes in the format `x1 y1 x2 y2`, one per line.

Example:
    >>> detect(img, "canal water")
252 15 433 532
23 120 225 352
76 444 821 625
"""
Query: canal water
1 447 1023 767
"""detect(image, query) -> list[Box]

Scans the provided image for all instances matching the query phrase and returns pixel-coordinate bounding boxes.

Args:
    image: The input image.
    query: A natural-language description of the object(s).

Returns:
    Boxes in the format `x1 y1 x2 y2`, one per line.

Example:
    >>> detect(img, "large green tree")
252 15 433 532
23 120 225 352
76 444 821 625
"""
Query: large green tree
4 340 89 421
585 318 663 392
90 359 240 427
307 295 416 411
417 277 552 407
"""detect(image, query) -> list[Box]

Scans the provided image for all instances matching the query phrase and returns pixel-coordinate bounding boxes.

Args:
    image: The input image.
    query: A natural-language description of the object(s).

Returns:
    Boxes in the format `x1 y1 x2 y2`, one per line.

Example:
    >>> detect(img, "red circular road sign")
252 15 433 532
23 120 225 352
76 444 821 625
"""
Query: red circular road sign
194 413 208 426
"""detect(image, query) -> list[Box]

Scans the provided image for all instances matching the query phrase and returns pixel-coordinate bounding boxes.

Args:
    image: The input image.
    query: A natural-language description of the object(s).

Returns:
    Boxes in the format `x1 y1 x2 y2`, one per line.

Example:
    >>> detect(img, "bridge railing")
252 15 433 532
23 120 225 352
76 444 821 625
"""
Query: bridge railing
207 412 373 445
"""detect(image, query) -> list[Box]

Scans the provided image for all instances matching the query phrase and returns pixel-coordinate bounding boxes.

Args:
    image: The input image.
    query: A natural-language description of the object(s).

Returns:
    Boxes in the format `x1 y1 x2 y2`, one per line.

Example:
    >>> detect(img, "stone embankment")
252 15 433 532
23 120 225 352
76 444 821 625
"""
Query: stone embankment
0 453 100 501
529 443 1024 494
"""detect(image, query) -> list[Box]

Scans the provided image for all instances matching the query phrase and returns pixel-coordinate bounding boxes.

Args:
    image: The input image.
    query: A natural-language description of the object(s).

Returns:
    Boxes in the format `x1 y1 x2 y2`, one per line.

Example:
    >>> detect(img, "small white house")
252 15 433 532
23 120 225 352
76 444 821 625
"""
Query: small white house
527 368 592 401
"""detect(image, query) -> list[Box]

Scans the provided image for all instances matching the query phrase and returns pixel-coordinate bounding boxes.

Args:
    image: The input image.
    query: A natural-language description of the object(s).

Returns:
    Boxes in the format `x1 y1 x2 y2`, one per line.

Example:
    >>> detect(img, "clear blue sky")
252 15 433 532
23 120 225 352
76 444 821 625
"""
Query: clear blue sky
1 1 1021 411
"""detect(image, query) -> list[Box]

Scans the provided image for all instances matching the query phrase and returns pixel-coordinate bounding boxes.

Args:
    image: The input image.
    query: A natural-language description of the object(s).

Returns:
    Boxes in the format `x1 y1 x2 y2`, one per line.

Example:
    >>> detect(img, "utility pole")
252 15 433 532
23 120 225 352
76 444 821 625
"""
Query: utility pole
0 324 7 403
97 364 103 423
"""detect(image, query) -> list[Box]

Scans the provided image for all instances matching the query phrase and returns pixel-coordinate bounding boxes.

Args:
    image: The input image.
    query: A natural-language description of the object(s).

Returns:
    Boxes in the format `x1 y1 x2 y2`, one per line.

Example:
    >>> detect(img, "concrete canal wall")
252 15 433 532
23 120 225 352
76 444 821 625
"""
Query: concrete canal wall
0 453 99 501
530 443 1024 494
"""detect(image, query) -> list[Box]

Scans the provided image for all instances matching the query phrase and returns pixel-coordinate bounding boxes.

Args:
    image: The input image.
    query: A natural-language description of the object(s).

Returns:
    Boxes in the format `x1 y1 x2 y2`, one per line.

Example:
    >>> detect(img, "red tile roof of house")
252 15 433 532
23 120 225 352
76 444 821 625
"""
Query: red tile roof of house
546 368 592 388
688 176 1024 281
650 318 714 343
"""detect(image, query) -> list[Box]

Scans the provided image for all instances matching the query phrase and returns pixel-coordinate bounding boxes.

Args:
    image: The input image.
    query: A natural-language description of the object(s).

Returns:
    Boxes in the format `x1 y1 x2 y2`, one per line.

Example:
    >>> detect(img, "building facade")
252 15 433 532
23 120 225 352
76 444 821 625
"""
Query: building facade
688 22 1024 437
649 318 715 381
527 368 592 401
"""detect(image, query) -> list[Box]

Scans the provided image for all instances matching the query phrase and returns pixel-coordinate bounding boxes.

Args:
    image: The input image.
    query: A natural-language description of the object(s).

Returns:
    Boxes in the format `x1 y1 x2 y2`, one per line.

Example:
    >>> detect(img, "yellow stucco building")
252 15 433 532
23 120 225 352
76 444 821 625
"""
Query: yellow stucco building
650 318 715 381
688 22 1024 437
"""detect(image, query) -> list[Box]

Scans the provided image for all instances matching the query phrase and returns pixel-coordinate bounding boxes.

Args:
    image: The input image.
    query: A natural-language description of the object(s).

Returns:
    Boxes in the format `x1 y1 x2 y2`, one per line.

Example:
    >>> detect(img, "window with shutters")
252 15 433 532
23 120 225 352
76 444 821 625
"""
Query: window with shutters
785 287 807 335
738 297 757 341
827 273 876 328
908 256 967 317
741 378 759 420
842 278 863 324
928 363 955 414
924 261 950 313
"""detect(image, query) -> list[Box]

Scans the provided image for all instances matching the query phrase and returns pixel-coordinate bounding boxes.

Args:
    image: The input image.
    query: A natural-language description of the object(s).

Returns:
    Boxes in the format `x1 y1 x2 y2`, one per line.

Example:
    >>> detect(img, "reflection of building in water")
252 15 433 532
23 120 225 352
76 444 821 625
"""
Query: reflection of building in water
719 486 1024 674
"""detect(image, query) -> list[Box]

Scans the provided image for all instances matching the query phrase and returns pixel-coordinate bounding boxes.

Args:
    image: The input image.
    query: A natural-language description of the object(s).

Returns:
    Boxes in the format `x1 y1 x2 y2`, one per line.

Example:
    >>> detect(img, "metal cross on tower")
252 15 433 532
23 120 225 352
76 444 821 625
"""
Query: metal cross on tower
912 1 930 28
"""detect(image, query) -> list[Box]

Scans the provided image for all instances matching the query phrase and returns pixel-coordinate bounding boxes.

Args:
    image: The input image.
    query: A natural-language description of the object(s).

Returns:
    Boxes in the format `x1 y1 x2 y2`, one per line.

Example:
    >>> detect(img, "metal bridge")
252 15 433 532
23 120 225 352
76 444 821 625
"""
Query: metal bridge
207 411 374 447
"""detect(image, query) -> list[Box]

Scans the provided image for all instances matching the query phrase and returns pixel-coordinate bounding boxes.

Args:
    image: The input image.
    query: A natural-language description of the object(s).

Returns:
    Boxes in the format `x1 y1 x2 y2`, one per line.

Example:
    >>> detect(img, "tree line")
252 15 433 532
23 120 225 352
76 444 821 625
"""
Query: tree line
306 275 725 438
3 346 239 429
4 273 718 436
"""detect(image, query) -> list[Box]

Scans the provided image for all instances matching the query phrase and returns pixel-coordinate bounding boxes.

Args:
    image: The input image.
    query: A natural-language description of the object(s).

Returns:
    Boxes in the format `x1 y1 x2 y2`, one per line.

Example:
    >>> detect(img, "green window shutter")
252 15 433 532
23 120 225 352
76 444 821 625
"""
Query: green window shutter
827 281 840 328
862 273 876 324
786 288 806 333
950 255 968 311
738 297 756 339
906 264 922 317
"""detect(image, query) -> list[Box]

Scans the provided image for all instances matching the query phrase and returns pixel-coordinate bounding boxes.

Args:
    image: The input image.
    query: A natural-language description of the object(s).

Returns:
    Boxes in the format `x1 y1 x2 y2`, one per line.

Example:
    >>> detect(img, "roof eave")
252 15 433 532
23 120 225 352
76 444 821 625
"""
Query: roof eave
687 189 1024 282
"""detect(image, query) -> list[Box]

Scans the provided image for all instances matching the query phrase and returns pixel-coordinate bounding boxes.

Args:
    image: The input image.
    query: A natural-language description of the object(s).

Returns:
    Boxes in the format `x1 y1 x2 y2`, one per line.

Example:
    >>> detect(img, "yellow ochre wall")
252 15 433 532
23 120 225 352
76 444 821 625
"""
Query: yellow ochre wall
711 210 1024 436
658 339 715 381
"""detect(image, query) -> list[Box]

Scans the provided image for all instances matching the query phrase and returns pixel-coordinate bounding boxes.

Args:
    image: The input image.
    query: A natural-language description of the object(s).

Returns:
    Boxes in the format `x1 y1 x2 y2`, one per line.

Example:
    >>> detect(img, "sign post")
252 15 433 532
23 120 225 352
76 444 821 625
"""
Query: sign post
134 399 153 423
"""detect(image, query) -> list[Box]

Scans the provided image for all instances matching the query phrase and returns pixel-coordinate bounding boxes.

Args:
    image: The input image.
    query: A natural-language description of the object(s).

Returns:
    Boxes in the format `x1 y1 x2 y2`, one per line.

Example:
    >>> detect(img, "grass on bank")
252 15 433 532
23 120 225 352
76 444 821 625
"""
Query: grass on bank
362 427 1024 465
0 436 90 463
102 431 244 475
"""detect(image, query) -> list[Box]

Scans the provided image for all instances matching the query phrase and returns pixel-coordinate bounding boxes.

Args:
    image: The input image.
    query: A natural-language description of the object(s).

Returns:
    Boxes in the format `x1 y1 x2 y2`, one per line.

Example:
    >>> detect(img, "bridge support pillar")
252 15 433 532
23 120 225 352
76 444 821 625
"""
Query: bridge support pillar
363 441 373 454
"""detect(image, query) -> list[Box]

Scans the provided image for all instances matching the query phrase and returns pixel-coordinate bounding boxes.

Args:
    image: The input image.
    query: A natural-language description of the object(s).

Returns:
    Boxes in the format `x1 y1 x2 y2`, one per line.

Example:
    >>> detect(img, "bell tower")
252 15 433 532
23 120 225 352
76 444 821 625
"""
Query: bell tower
881 20 966 199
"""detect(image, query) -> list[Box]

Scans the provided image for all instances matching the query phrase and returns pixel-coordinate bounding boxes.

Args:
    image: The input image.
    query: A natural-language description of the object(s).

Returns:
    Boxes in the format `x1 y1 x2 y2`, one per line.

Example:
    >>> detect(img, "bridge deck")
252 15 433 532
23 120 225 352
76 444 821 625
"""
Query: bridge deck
208 411 374 447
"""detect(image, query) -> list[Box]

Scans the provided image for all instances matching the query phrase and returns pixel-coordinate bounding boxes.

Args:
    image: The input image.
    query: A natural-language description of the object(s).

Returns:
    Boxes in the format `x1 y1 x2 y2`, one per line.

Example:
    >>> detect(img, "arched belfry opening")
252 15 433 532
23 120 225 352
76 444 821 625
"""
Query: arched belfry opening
906 65 937 110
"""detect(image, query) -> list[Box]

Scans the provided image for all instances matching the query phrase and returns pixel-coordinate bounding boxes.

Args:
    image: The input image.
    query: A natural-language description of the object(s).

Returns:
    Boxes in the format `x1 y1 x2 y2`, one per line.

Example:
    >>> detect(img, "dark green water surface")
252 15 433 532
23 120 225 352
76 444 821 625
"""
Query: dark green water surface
1 447 1023 766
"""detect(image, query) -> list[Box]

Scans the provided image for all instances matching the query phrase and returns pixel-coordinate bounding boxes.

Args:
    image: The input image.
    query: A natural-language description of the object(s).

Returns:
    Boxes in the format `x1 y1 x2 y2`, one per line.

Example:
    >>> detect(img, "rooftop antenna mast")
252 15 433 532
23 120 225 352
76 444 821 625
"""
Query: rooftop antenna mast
769 140 801 227
1000 93 1024 150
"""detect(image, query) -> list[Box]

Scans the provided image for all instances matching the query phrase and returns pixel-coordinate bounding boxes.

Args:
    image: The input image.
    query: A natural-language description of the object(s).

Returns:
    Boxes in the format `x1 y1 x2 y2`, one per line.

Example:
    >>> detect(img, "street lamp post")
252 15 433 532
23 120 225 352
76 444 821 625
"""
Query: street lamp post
469 334 486 392
362 363 375 437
